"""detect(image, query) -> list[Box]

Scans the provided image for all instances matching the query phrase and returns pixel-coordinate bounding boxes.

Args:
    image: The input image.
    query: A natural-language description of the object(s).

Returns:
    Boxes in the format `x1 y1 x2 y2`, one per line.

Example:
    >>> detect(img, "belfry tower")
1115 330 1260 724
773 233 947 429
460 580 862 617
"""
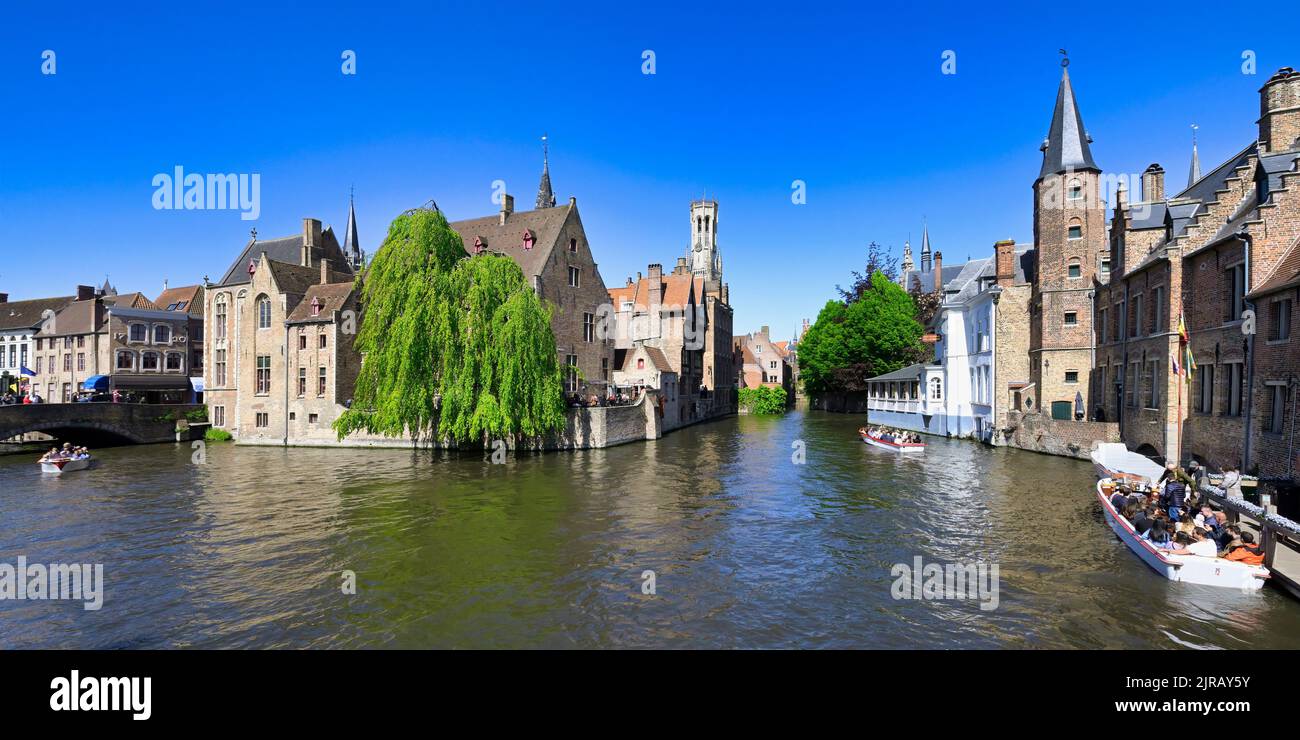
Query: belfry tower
687 197 721 284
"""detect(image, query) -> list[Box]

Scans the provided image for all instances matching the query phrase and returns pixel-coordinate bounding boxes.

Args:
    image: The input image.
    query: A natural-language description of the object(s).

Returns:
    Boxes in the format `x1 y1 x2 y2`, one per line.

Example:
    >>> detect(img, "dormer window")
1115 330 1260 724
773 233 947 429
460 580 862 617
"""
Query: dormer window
1256 169 1271 206
310 296 321 316
522 230 535 250
569 237 577 252
473 236 486 254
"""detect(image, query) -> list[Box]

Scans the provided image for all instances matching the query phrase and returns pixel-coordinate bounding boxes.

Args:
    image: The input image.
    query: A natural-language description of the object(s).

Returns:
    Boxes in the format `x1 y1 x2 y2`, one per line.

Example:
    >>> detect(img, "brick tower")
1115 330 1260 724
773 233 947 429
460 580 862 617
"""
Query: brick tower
1029 61 1106 418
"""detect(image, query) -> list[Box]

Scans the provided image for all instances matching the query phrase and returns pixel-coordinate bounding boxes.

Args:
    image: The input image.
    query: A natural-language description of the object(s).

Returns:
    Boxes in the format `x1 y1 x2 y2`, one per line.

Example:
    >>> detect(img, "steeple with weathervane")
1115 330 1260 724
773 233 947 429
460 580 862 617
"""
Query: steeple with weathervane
536 134 556 209
343 186 364 270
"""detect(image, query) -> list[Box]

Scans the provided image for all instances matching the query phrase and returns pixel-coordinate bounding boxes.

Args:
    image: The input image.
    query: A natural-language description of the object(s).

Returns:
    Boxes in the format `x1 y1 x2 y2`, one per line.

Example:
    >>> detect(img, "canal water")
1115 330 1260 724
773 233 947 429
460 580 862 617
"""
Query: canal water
3 409 1300 649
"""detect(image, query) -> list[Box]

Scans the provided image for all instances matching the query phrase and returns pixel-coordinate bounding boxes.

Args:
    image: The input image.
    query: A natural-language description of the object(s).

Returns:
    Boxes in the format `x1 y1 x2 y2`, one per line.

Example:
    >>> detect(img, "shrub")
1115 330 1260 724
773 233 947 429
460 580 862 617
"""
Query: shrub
204 427 233 442
739 386 788 414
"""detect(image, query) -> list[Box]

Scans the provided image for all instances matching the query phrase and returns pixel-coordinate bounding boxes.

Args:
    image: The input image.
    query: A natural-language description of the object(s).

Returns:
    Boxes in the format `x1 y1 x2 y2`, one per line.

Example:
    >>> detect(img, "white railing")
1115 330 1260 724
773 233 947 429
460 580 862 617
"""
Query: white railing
866 398 925 414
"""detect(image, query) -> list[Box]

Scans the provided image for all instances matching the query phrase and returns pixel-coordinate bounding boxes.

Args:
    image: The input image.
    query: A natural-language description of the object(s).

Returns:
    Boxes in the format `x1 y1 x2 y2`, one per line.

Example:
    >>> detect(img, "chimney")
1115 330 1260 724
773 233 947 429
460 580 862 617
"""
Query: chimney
499 193 515 225
674 257 688 275
1259 67 1300 153
760 325 770 339
722 283 729 304
626 276 634 288
995 240 1017 287
1115 176 1128 211
321 259 330 285
932 252 943 296
1142 164 1165 202
0 293 7 303
163 278 168 292
76 285 95 301
302 218 322 267
648 264 663 311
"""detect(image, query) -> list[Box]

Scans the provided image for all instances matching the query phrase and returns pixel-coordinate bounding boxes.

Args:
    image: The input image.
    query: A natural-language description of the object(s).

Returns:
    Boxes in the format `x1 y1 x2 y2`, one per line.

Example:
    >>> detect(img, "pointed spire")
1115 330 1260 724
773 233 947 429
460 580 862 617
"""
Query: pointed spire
901 236 915 273
536 133 556 209
1188 124 1202 187
920 221 933 273
1038 56 1099 179
344 188 363 270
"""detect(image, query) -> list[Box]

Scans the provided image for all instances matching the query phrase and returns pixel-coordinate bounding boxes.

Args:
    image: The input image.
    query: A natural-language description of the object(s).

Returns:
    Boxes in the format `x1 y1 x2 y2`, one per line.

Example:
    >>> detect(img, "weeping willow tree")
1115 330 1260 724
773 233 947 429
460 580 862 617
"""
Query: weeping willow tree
333 205 567 445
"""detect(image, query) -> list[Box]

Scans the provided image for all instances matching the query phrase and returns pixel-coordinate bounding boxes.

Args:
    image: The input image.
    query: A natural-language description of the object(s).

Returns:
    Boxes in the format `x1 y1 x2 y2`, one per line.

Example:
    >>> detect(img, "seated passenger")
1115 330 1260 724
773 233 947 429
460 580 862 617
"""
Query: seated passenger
1223 532 1266 565
1165 529 1218 558
1132 507 1154 536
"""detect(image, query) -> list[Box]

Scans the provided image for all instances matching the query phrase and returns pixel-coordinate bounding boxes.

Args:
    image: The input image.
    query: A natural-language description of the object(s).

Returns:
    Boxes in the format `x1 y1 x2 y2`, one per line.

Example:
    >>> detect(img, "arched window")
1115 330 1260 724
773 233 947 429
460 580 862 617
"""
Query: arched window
214 293 228 339
929 377 943 401
705 215 711 232
1068 179 1083 201
1067 218 1083 241
696 217 702 233
153 324 171 344
256 295 272 329
1068 258 1082 279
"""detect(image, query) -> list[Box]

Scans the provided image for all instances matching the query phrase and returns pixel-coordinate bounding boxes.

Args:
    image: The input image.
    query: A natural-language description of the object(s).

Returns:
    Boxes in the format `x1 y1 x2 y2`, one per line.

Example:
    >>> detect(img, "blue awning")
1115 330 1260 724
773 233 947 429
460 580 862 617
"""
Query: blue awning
189 376 205 392
82 375 110 391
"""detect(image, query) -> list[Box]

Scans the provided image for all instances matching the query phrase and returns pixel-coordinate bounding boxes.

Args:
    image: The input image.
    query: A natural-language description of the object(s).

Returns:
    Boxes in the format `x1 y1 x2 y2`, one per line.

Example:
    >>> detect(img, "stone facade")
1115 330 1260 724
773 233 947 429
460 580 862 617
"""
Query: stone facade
734 325 794 405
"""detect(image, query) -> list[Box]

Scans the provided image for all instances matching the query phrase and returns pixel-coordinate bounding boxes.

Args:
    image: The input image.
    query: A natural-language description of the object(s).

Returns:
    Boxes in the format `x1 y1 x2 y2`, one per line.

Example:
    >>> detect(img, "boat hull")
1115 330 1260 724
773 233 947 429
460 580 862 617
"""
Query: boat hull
40 457 92 474
1096 481 1267 590
860 433 925 453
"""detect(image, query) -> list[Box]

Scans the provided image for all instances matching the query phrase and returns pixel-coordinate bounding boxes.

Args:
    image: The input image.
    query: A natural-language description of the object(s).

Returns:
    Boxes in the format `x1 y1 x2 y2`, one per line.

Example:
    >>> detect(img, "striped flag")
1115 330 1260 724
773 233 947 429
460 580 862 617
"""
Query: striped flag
1177 312 1195 383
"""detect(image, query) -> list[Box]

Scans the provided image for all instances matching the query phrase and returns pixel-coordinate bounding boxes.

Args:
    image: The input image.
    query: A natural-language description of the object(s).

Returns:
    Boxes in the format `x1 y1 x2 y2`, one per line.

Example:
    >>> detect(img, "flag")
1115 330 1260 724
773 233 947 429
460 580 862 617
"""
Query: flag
19 365 35 377
1177 312 1194 383
7 383 15 392
1172 355 1181 376
1177 312 1190 343
1185 343 1196 383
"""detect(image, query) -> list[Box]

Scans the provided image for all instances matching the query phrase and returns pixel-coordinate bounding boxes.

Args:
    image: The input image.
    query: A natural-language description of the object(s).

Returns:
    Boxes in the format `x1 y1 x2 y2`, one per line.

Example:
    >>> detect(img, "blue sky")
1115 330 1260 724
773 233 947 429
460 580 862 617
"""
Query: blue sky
1 2 1296 339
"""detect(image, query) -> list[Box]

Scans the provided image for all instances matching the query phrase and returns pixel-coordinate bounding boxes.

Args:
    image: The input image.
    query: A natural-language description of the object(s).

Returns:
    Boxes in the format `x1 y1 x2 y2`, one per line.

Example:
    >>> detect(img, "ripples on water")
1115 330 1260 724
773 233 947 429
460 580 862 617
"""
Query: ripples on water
1 409 1297 649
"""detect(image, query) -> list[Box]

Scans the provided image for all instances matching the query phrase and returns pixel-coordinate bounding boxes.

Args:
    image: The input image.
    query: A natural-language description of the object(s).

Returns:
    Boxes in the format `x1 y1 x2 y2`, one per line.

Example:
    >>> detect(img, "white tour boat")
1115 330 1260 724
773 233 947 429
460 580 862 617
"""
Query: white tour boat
859 428 926 453
1096 479 1269 590
39 456 93 475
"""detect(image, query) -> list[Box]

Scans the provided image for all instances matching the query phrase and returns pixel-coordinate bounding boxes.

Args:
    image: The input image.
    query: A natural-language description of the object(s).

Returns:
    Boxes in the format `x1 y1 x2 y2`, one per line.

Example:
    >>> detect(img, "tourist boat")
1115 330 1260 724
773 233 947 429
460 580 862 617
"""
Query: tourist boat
1096 479 1268 590
39 456 93 474
858 428 925 453
1090 442 1164 484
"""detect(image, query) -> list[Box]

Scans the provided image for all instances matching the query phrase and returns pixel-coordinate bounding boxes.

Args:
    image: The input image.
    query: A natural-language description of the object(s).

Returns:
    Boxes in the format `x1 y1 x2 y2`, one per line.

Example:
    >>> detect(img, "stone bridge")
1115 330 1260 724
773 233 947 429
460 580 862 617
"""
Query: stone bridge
0 403 204 445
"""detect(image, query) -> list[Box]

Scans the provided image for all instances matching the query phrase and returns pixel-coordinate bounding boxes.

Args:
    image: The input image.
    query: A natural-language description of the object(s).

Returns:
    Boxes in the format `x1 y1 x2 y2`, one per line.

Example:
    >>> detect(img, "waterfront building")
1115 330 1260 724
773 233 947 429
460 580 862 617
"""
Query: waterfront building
607 260 704 425
154 283 206 401
1093 66 1300 480
0 291 74 397
683 198 735 416
203 216 358 441
734 325 794 405
32 284 200 403
611 344 680 427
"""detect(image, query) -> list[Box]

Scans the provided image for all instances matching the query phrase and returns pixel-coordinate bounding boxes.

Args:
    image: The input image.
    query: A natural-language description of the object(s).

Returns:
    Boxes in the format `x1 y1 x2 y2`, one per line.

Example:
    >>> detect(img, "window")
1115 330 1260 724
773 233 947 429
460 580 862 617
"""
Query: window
1068 224 1082 240
256 412 269 428
770 360 778 369
1065 370 1079 384
1224 264 1246 323
1151 286 1166 334
194 348 203 371
318 366 327 396
35 356 43 374
1269 298 1293 342
568 266 580 288
153 325 171 344
309 413 319 424
35 338 41 350
1130 294 1143 338
141 351 159 370
213 406 225 427
929 377 942 401
63 354 72 371
115 351 133 370
1068 180 1083 200
1127 362 1140 407
165 352 182 371
76 353 85 371
569 238 578 252
1068 262 1081 279
583 312 595 343
62 383 71 403
214 349 227 386
1100 258 1111 276
298 367 307 397
63 337 71 349
1267 383 1288 435
257 295 272 329
637 357 645 370
1064 311 1078 327
77 335 84 348
299 334 307 350
601 357 609 381
565 354 579 393
310 296 321 317
256 355 271 395
319 333 327 349
129 323 147 342
1146 360 1161 409
1224 362 1244 416
1195 365 1215 414
215 296 228 339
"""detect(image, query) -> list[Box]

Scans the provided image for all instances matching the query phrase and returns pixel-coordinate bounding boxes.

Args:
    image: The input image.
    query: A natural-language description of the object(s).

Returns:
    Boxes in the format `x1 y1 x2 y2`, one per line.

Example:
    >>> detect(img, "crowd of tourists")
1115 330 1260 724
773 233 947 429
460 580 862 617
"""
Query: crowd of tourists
37 442 92 463
1108 462 1264 564
865 426 922 444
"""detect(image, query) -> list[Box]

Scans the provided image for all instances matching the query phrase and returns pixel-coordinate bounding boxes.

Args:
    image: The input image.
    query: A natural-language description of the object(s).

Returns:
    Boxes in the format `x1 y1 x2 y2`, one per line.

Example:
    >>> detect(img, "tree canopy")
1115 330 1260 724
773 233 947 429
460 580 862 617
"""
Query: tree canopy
799 270 924 395
334 207 566 445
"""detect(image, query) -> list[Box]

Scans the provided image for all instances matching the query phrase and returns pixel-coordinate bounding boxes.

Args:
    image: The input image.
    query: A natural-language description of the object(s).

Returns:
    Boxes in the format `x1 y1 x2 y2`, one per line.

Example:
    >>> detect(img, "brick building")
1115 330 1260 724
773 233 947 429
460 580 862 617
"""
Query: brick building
734 325 794 405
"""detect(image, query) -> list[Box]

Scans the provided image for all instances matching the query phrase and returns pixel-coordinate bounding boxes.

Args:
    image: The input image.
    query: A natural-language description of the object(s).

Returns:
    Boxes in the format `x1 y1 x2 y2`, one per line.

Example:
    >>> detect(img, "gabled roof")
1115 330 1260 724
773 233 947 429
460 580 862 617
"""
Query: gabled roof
622 345 673 373
265 259 320 301
105 292 158 310
449 204 573 280
217 226 351 287
1249 235 1300 298
606 270 697 312
287 282 355 323
1039 67 1099 179
154 285 203 317
0 295 75 331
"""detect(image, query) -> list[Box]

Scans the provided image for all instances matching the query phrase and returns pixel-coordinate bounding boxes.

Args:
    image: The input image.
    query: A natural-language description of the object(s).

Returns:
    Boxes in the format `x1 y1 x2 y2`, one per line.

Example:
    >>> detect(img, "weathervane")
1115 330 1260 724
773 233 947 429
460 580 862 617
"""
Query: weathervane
1059 49 1069 68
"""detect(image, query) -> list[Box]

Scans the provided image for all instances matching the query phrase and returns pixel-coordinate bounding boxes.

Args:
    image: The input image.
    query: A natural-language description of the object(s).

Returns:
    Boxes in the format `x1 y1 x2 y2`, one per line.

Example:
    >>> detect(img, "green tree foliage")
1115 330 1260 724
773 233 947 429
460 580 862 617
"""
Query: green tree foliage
738 386 788 414
334 207 566 445
799 271 924 395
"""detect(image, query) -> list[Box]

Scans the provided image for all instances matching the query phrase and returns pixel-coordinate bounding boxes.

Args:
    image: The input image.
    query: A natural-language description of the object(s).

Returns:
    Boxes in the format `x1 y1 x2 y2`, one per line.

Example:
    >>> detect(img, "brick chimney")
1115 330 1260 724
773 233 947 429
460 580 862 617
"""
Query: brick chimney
1115 176 1128 211
76 285 95 301
321 258 330 285
499 193 515 225
302 217 322 267
1259 67 1300 154
932 252 943 296
1142 164 1165 202
673 257 688 275
647 264 663 310
995 240 1017 287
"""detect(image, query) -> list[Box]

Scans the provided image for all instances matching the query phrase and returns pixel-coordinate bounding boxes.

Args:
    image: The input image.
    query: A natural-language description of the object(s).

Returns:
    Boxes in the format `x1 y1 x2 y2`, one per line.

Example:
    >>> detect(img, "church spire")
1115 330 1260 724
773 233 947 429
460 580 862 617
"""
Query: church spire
344 187 363 271
920 221 932 273
901 235 915 273
1038 55 1099 180
536 133 556 209
1188 124 1202 187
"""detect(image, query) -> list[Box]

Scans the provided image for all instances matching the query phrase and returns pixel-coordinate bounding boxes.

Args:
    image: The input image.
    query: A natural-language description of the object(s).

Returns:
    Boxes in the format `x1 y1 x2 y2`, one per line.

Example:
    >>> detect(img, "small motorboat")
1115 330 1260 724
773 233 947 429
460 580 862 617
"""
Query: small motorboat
1090 442 1164 483
39 456 93 474
859 427 925 453
1096 479 1268 590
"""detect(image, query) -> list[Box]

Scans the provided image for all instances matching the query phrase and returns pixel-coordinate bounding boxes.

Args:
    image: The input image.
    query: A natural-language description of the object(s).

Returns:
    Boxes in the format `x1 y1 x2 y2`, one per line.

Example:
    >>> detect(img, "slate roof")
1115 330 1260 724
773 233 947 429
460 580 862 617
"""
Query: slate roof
265 259 321 303
900 265 965 294
0 295 75 331
105 292 159 310
866 362 927 382
449 204 572 280
1039 68 1099 179
217 226 351 287
287 282 356 323
1126 201 1168 230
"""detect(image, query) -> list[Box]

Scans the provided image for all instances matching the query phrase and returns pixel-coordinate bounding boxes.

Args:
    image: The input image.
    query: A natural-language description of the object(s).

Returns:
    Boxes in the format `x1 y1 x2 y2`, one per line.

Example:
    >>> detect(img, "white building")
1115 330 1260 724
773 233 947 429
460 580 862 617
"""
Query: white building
0 292 75 394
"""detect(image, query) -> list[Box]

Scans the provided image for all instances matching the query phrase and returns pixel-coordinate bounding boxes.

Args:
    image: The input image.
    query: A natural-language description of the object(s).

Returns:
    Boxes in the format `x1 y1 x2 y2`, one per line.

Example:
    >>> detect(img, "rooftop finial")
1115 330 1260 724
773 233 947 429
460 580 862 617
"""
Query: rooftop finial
1188 124 1201 187
1059 48 1069 68
250 227 257 241
536 133 556 209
